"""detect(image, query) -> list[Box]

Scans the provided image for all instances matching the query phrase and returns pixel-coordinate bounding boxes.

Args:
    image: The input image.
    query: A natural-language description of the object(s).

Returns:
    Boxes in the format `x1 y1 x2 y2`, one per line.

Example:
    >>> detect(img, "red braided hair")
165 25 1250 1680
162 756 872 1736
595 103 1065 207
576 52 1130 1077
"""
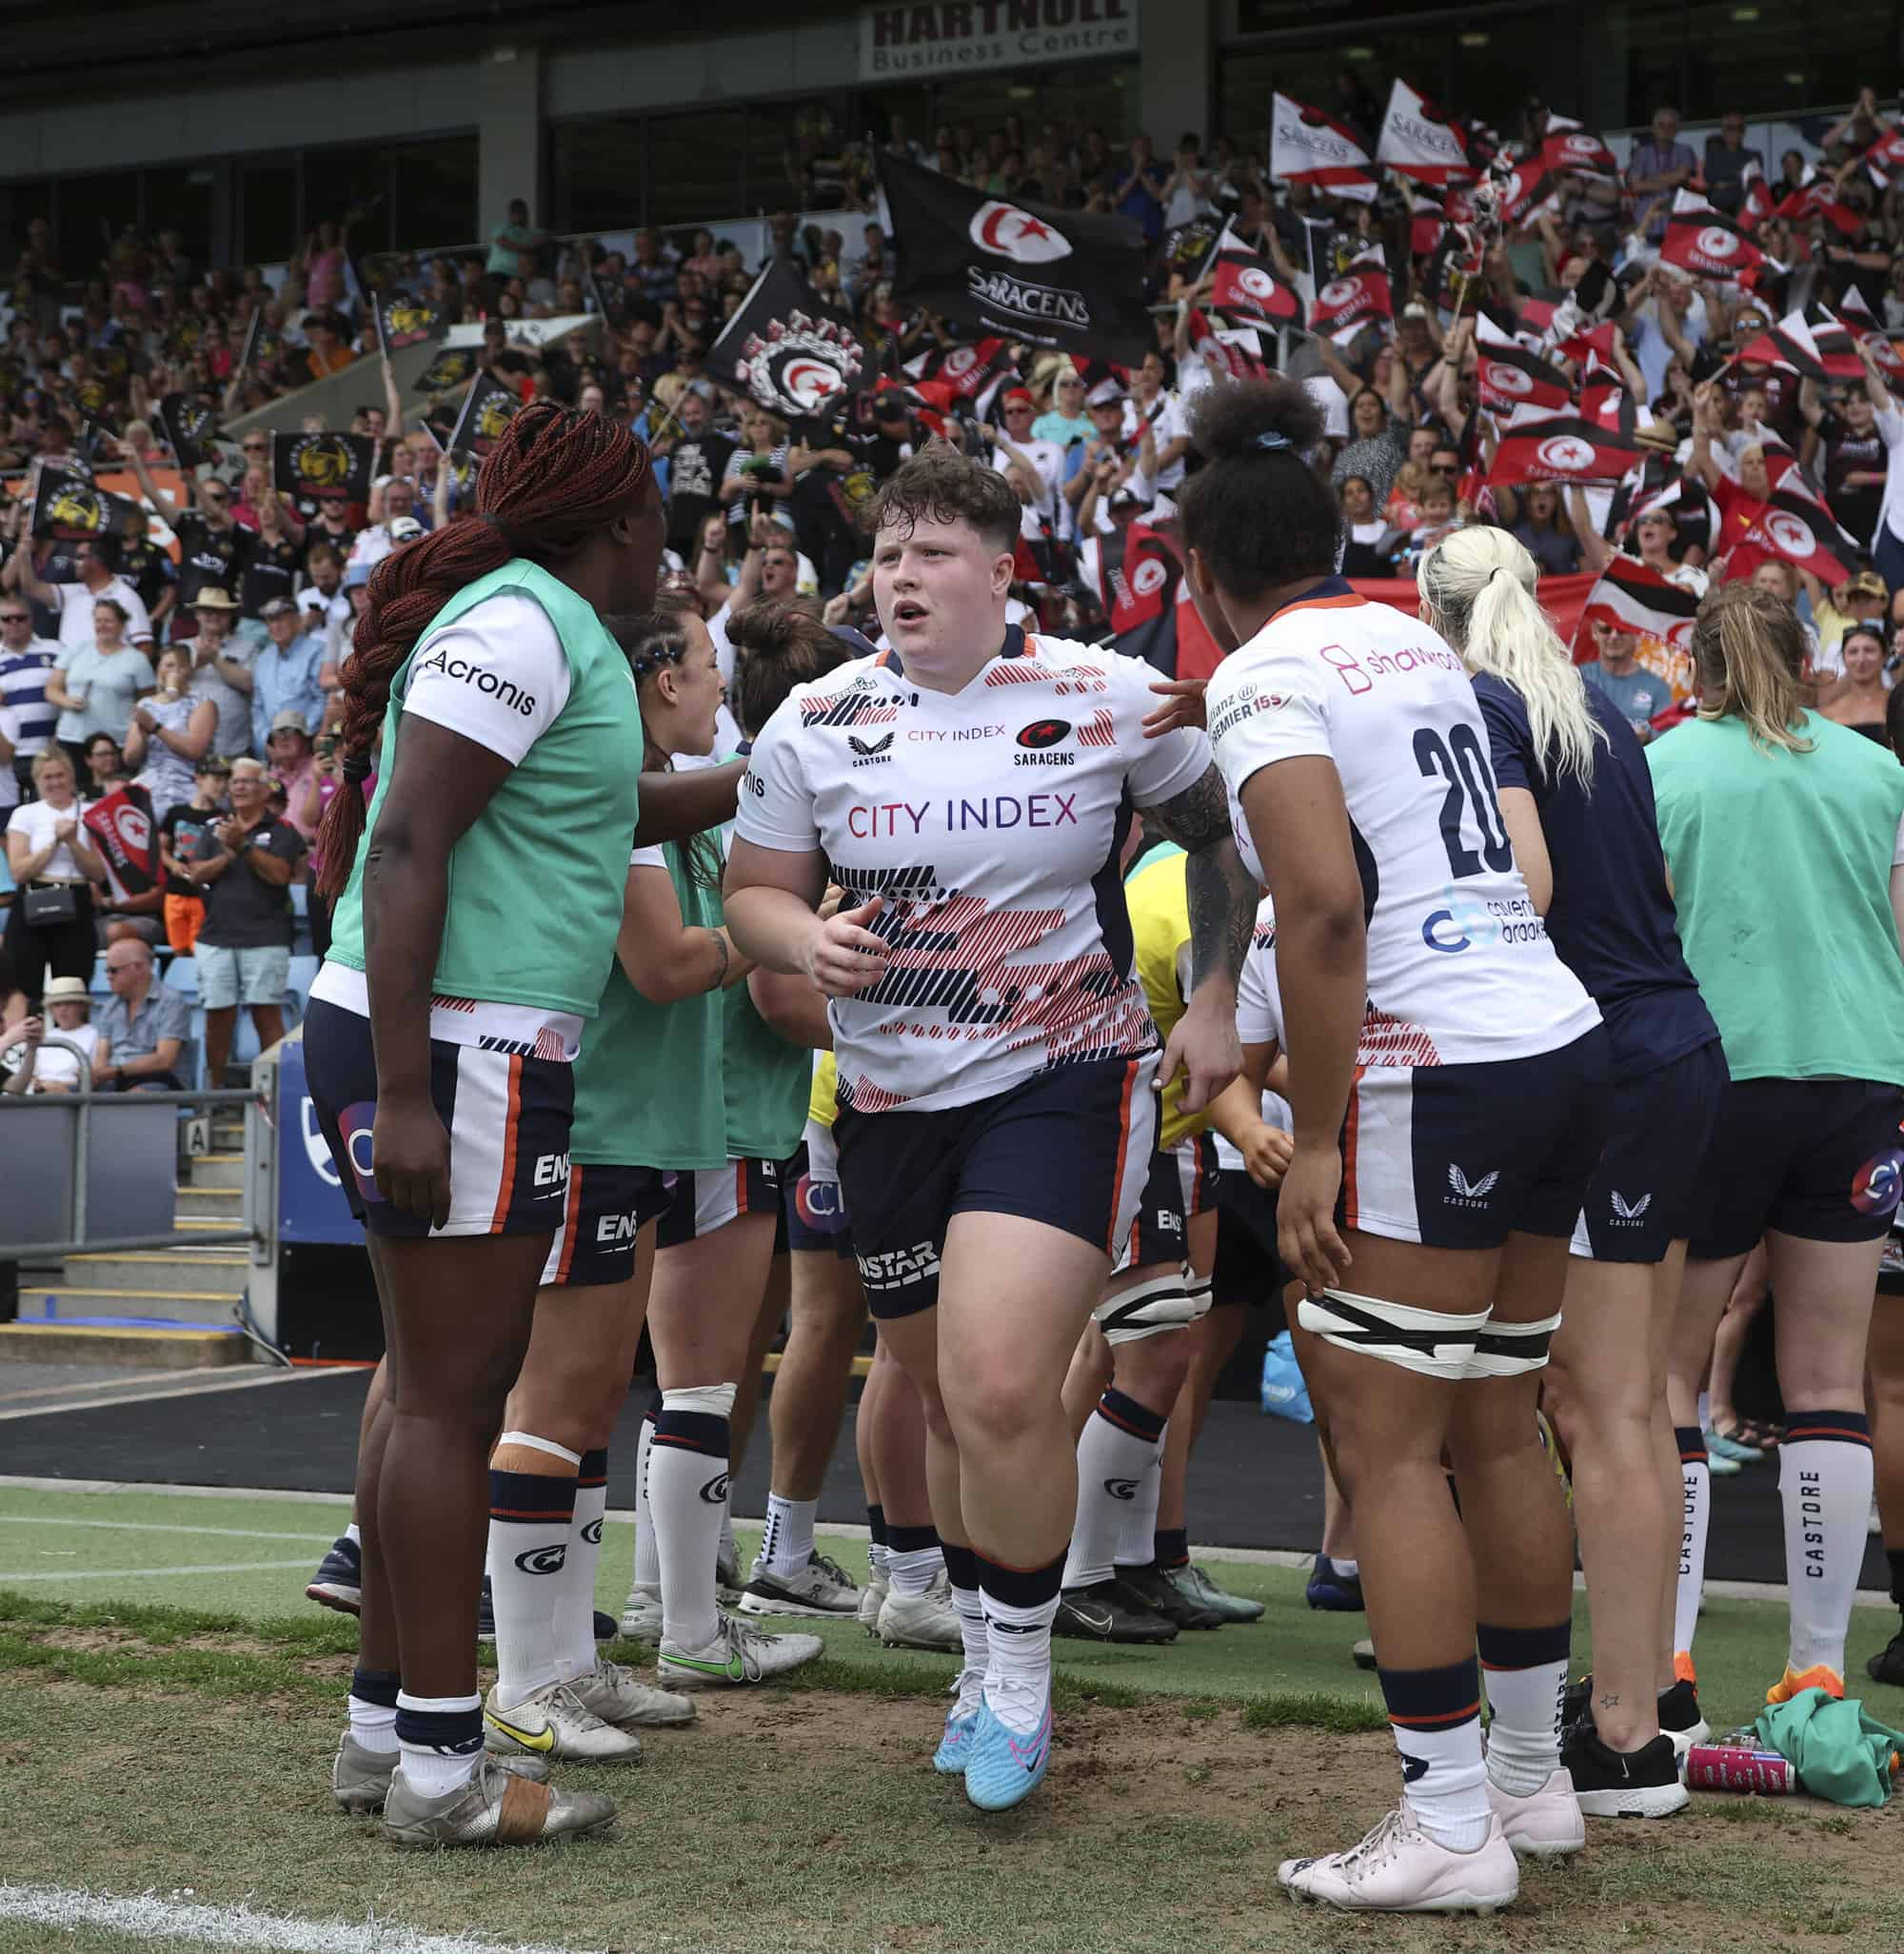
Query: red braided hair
315 399 653 901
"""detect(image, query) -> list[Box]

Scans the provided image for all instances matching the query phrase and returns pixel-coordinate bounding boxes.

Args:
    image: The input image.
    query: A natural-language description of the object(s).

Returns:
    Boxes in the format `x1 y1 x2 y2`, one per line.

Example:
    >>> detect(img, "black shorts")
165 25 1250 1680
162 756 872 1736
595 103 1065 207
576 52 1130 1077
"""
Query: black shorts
779 1139 857 1259
1339 1028 1612 1251
1119 1143 1192 1273
1212 1173 1290 1328
1689 1076 1904 1261
304 997 575 1240
656 1156 781 1249
541 1164 674 1288
1572 1039 1729 1264
834 1054 1158 1320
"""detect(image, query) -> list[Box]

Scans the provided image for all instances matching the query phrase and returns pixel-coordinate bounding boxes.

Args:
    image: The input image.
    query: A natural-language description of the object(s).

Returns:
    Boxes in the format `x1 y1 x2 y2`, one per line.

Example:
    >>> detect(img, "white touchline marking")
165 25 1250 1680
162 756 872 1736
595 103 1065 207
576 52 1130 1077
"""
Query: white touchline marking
0 1516 334 1544
0 1557 317 1583
0 1885 593 1954
0 1475 355 1506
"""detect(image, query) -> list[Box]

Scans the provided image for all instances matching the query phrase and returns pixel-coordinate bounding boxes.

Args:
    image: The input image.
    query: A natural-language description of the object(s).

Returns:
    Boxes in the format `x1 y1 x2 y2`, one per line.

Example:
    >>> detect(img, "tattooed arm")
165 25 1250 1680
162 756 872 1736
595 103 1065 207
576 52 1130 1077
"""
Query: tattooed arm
1141 760 1251 1113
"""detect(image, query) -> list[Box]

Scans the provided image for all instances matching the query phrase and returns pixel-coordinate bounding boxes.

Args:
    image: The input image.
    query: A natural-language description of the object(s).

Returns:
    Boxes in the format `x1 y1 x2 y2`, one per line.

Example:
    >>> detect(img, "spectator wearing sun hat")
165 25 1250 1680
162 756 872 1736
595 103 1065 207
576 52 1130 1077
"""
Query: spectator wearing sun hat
246 598 326 760
184 587 255 764
24 974 99 1093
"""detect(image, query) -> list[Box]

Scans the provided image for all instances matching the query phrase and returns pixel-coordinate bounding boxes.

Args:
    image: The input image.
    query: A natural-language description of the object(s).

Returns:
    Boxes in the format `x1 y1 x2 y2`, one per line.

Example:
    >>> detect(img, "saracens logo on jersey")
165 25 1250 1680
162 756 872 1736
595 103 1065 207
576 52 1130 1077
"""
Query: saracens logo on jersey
969 201 1074 265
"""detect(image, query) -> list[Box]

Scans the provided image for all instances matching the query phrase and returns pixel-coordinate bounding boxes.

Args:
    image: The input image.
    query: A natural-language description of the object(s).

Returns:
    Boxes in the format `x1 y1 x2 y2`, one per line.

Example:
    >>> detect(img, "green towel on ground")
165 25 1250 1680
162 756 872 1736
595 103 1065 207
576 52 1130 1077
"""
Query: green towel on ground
1752 1688 1904 1807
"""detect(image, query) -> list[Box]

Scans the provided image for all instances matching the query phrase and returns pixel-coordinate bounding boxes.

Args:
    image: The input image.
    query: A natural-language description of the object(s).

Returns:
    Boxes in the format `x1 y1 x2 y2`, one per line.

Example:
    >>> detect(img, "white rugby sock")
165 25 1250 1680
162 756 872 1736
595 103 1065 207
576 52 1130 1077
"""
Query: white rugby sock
886 1523 944 1597
1673 1427 1709 1663
394 1690 484 1800
1780 1411 1875 1675
553 1448 609 1684
977 1550 1064 1738
486 1431 582 1712
650 1384 736 1651
633 1404 660 1590
344 1522 362 1549
1064 1388 1167 1589
1478 1622 1570 1798
762 1493 818 1576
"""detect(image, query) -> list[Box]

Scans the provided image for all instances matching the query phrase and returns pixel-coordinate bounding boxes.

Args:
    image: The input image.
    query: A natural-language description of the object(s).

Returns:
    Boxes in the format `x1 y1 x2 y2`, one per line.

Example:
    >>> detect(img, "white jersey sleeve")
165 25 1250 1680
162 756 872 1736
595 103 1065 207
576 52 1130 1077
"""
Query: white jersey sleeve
1116 655 1213 809
629 844 667 871
403 593 571 766
734 691 821 852
1236 897 1284 1050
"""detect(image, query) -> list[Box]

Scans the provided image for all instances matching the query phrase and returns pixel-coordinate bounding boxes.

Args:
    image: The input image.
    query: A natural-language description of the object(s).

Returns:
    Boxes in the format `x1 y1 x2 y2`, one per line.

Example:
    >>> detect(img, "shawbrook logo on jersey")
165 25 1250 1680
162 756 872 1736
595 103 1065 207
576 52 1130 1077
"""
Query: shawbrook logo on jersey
412 644 538 717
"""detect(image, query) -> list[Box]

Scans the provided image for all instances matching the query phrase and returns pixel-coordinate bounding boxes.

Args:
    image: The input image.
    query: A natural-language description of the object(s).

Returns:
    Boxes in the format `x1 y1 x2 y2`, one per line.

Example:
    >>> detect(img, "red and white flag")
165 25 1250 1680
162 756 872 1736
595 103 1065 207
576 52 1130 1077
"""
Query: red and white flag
1733 460 1860 583
1488 405 1640 486
1737 158 1775 233
1809 306 1868 381
1203 223 1303 327
1867 128 1904 187
1375 79 1476 185
1578 353 1635 439
1475 315 1572 413
1735 310 1829 382
1541 127 1619 178
1578 556 1703 652
1270 93 1378 203
1836 287 1904 383
1658 196 1765 281
1496 159 1558 228
1308 268 1392 344
1188 317 1271 383
1773 176 1866 236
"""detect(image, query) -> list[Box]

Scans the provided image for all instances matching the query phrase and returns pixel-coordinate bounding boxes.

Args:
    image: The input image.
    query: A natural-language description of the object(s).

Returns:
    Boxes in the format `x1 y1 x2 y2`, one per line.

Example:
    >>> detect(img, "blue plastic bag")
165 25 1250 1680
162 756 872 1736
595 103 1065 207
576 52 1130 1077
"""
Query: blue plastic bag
1259 1331 1314 1423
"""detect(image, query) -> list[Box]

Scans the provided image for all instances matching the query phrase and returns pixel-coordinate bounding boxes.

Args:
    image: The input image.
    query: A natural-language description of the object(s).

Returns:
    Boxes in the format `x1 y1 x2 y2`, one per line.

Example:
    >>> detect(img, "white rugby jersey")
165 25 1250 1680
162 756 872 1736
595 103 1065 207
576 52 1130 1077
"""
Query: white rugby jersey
737 624 1212 1114
1206 578 1600 1070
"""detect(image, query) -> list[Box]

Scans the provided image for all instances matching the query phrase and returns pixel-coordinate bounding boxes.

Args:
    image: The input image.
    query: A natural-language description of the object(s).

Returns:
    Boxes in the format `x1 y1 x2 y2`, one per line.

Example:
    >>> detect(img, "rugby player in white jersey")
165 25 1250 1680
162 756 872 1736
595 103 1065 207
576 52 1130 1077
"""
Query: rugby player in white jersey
1180 382 1612 1914
724 445 1255 1811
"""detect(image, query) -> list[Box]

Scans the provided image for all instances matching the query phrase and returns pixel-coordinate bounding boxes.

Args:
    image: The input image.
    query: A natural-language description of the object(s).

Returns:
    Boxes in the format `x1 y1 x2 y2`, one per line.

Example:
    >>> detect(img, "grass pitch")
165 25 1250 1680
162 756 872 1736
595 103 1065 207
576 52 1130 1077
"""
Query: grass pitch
0 1482 1899 1954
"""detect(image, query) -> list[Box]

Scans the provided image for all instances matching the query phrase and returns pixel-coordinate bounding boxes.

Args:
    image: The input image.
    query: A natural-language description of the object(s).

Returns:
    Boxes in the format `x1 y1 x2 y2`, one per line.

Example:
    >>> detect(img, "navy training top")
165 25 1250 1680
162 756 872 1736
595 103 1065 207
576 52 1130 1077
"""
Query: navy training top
1474 672 1718 1081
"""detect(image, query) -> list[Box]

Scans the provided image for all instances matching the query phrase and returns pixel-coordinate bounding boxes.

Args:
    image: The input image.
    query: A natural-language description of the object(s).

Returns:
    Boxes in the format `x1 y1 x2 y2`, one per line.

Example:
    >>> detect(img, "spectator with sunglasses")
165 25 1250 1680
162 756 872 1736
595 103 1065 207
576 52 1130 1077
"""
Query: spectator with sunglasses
120 454 251 631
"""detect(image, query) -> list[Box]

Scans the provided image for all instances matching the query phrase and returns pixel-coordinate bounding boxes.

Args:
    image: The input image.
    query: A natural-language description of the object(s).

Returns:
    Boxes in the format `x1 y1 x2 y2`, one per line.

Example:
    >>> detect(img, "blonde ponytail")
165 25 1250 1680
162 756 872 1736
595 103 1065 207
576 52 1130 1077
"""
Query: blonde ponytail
1418 526 1607 790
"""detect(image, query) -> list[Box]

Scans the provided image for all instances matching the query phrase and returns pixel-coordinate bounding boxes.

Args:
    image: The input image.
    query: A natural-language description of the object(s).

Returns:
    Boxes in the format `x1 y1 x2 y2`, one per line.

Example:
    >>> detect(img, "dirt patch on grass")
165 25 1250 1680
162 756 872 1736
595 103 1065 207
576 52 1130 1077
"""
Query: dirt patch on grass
4 1670 1897 1954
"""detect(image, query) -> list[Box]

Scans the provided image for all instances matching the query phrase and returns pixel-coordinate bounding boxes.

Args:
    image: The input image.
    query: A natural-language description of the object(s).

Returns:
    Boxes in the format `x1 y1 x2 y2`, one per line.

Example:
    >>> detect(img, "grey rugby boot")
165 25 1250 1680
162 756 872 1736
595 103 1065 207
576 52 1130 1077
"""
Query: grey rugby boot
332 1734 548 1816
382 1755 614 1847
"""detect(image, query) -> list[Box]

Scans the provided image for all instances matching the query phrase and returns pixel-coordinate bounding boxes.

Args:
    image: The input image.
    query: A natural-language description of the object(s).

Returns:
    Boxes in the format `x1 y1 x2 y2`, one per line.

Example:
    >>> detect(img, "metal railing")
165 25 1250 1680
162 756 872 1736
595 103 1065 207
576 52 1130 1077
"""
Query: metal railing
2 1034 264 1261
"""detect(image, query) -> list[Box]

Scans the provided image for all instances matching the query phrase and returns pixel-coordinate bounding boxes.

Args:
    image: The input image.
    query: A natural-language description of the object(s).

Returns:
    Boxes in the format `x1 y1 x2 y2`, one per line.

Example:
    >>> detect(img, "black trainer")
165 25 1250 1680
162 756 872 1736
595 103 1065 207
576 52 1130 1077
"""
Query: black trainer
306 1533 362 1615
1655 1678 1710 1754
1866 1626 1904 1687
1560 1721 1689 1819
1054 1579 1177 1644
1116 1560 1222 1630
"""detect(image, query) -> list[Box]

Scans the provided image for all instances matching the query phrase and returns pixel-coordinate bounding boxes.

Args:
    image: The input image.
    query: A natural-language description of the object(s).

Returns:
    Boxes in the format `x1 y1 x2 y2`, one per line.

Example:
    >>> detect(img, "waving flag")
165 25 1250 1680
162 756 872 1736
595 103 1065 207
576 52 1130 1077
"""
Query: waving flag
1496 159 1558 228
1658 198 1765 281
1270 93 1378 202
1309 268 1392 344
1488 406 1639 487
1204 223 1302 327
1376 80 1476 185
1097 521 1182 675
82 784 157 903
1737 159 1775 233
1188 314 1271 382
372 294 446 357
1735 310 1829 382
706 260 868 419
1579 556 1703 652
1733 458 1860 583
1475 316 1572 414
1541 127 1619 178
881 153 1153 362
1866 128 1904 187
1578 354 1636 440
1809 307 1867 381
1621 470 1711 556
1773 176 1865 236
157 392 214 470
1836 287 1904 383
